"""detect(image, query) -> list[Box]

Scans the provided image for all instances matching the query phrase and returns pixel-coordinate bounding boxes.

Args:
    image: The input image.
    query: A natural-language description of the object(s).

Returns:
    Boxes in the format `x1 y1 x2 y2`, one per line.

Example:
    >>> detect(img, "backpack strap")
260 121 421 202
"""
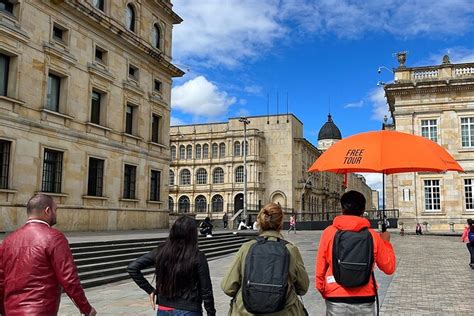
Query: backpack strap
372 271 379 316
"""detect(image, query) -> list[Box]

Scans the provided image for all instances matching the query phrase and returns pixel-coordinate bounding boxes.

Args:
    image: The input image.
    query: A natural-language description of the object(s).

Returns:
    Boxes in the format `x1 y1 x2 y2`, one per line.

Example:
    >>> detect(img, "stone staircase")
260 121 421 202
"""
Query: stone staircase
71 232 249 289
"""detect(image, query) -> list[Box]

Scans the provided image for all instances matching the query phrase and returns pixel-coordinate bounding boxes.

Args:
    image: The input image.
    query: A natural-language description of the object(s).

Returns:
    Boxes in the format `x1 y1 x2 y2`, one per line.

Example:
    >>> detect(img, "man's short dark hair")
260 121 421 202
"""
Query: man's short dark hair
340 190 366 216
27 194 54 215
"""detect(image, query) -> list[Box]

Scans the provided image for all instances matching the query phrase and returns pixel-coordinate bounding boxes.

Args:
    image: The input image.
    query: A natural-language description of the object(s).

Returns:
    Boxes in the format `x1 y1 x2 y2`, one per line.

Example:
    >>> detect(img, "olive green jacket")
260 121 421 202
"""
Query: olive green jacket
220 230 310 316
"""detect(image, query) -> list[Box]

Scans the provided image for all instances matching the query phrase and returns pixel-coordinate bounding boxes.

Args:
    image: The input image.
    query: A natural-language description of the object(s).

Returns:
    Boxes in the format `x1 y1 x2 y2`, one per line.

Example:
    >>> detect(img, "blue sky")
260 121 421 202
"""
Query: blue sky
169 0 474 191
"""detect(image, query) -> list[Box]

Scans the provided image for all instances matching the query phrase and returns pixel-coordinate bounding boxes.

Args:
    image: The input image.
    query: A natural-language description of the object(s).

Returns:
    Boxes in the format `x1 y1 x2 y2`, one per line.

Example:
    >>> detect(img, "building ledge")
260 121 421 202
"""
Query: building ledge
0 95 25 113
0 189 17 194
119 198 140 202
36 192 69 198
82 195 108 200
147 200 163 205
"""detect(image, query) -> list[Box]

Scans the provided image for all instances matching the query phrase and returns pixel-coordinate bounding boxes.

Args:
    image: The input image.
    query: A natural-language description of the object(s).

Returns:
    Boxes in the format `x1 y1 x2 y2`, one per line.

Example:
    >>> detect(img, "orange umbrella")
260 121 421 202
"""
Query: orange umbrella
308 130 463 230
308 130 463 174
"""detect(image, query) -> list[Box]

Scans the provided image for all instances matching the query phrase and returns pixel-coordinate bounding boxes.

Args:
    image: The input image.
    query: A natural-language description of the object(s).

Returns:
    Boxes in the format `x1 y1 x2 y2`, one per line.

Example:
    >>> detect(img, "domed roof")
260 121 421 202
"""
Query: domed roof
318 114 342 141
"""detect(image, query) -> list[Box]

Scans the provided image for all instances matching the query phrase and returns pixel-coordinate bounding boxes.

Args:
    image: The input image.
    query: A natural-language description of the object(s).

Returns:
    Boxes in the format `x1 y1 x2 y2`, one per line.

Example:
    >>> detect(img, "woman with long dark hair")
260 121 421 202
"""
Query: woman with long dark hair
128 216 216 315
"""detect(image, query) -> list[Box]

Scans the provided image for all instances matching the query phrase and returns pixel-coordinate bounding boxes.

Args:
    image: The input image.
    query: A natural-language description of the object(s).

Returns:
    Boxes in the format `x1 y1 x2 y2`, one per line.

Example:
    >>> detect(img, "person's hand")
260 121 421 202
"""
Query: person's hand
149 292 156 310
87 307 97 316
380 231 390 242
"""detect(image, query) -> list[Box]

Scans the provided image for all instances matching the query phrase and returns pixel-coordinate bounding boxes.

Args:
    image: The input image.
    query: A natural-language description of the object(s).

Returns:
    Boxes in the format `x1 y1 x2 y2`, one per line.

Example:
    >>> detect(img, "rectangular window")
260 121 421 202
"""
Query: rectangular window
95 46 107 64
42 149 63 193
125 105 134 134
154 79 162 92
87 158 104 196
128 64 138 81
123 164 137 199
0 1 14 14
465 179 474 211
421 119 438 142
461 117 474 147
0 53 9 96
150 170 161 201
151 114 160 143
91 90 101 124
424 179 440 211
0 140 11 189
46 73 61 112
52 23 67 44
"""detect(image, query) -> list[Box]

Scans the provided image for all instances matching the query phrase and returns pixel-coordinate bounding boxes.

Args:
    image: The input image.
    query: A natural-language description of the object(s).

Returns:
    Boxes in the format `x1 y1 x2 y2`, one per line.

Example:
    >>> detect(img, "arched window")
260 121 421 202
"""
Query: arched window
179 145 185 160
125 4 136 32
180 169 191 185
186 145 192 159
219 143 226 157
170 146 176 160
234 141 241 156
195 195 207 213
152 23 161 49
169 169 174 186
203 144 209 159
213 167 224 184
235 166 244 183
242 141 249 156
195 144 202 159
92 0 104 11
168 196 174 212
212 143 218 158
212 195 224 212
178 195 190 213
196 168 207 185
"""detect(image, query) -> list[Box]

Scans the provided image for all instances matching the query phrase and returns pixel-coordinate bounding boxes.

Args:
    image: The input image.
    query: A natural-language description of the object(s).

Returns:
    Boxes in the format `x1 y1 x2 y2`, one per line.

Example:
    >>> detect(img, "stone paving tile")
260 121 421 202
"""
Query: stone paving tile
58 231 474 315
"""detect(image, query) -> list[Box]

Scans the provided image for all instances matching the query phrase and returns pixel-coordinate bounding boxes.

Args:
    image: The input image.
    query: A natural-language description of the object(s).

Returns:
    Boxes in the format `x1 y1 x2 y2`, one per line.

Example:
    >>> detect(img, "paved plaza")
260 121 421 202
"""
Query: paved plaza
57 231 473 316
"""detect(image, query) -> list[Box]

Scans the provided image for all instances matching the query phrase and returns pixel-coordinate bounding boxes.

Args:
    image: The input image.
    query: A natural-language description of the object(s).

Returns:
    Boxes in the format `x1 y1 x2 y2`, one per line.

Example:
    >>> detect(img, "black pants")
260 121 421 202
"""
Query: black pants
467 243 474 264
200 227 212 236
223 221 228 228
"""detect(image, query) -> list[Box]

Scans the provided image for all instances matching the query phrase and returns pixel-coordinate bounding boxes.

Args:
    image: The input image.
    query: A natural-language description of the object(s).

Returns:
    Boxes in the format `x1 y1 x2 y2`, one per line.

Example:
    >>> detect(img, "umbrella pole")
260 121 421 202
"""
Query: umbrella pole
382 172 386 232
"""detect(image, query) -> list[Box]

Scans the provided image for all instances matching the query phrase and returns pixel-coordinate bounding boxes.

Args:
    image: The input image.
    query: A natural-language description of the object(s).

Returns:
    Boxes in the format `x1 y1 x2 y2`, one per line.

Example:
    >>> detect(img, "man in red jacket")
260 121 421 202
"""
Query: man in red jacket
0 194 96 316
316 191 396 315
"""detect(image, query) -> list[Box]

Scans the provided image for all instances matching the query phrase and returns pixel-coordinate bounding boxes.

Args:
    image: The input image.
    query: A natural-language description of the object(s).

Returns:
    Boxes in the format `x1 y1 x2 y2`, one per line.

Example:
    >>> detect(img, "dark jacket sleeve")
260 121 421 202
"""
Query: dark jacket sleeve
127 249 157 295
50 233 92 315
197 252 216 316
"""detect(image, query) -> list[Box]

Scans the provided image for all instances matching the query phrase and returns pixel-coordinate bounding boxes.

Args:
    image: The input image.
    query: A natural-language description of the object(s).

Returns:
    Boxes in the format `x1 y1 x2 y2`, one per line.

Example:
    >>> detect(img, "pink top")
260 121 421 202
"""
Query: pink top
461 226 470 243
158 305 174 311
290 217 296 226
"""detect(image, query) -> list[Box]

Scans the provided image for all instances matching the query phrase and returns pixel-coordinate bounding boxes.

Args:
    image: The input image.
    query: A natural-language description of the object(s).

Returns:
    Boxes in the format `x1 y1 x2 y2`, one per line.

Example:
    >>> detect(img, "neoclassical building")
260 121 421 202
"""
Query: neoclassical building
168 114 373 220
0 0 183 232
384 54 474 230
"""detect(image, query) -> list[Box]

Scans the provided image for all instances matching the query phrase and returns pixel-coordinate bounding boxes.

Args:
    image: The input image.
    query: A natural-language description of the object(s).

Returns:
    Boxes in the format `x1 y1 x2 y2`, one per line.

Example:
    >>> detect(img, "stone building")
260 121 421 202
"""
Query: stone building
384 54 474 231
168 114 373 220
0 0 183 232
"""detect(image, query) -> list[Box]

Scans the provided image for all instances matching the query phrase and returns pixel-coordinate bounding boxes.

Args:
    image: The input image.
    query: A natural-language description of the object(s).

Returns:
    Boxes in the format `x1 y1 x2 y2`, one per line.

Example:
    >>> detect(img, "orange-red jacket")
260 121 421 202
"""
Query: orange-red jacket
316 215 396 298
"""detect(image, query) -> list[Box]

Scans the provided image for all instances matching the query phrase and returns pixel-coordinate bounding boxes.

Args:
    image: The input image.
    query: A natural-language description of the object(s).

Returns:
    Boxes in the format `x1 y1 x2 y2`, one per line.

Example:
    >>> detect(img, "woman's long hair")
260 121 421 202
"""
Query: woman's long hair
155 215 199 297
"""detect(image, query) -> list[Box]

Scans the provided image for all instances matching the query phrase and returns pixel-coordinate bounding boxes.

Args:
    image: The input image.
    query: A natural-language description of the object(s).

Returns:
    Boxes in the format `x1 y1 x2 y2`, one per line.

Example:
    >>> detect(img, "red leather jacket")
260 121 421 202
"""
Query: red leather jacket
0 221 92 316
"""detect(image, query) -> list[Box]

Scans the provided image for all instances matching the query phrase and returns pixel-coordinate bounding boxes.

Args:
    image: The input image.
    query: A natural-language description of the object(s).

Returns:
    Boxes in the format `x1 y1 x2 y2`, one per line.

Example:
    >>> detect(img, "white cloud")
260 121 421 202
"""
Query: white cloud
171 76 236 118
173 1 474 68
170 117 186 126
368 88 390 121
344 100 364 109
244 85 263 95
427 47 474 65
239 99 247 105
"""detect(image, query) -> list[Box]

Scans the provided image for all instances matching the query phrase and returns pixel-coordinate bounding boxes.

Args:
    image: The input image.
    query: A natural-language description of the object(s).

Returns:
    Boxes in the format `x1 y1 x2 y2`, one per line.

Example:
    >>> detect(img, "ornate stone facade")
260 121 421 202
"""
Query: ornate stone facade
169 114 373 220
384 57 474 231
0 0 183 232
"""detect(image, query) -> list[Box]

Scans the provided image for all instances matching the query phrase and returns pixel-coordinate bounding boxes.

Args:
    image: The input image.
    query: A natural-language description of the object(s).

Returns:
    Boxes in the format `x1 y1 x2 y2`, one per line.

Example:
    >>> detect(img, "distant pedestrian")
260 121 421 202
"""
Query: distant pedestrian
200 217 213 237
128 215 216 315
238 219 248 231
223 213 228 229
288 215 296 234
0 194 96 316
461 218 474 269
416 223 423 235
221 203 309 315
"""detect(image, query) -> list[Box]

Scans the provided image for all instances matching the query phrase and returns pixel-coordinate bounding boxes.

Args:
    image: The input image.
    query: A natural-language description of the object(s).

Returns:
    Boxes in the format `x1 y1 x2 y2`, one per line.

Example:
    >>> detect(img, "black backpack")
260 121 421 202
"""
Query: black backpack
242 236 290 314
332 228 374 288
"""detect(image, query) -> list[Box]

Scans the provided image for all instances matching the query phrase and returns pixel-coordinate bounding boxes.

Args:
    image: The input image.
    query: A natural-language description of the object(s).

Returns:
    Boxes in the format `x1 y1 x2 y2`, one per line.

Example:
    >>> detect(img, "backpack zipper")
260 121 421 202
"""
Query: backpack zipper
339 260 367 266
247 280 284 287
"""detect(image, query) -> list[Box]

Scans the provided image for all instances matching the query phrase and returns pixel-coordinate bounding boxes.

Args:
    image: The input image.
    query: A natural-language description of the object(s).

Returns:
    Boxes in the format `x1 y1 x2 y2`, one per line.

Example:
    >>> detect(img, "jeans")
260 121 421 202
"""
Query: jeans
326 301 375 316
157 310 202 316
467 243 474 265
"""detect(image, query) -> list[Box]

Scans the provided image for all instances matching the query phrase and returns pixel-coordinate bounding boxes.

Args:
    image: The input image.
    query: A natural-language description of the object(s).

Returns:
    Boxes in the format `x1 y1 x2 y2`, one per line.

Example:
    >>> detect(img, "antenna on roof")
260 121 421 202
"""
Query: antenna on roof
267 93 270 124
276 92 279 124
286 92 289 123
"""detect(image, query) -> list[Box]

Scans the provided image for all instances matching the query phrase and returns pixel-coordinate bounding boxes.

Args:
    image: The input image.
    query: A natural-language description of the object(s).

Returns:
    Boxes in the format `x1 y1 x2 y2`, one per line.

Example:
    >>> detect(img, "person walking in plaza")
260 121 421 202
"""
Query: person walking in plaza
127 215 216 316
223 213 228 229
0 194 96 316
415 222 423 235
288 215 297 234
461 218 474 268
316 190 396 316
221 202 309 315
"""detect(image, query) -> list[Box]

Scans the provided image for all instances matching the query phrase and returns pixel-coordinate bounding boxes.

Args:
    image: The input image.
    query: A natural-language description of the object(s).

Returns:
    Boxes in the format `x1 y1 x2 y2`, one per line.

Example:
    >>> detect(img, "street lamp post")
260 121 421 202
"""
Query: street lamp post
239 117 250 221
